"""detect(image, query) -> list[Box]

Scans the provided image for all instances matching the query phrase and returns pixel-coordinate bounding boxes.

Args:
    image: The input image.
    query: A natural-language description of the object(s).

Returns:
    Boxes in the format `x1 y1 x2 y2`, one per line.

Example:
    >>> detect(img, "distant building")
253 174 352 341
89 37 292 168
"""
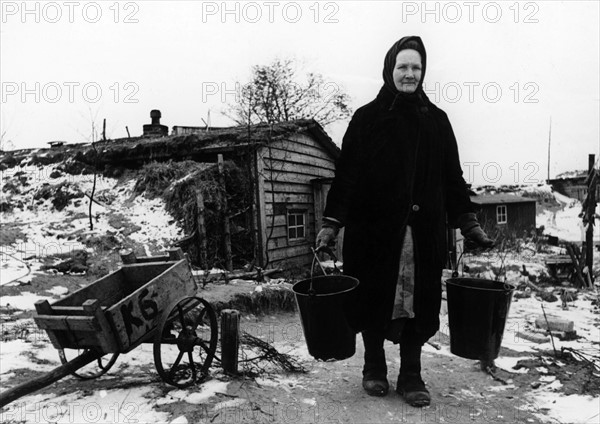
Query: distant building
548 173 600 202
470 194 537 237
171 125 230 136
172 126 206 136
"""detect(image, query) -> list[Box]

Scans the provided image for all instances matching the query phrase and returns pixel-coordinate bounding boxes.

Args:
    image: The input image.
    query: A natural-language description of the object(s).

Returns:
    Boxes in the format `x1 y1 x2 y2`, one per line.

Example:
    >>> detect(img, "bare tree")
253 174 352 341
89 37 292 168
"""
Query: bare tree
226 58 352 126
0 130 15 152
0 110 16 152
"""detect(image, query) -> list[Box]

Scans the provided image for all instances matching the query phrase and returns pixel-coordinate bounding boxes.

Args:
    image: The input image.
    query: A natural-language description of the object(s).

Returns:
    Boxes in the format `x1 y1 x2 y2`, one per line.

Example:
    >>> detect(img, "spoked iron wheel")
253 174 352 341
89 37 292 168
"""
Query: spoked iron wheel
58 349 119 379
153 296 218 388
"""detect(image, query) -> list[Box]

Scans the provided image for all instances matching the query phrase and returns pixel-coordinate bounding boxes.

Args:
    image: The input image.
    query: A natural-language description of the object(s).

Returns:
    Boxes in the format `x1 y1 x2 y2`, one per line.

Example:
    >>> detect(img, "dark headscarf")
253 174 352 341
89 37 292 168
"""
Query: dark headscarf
382 36 427 96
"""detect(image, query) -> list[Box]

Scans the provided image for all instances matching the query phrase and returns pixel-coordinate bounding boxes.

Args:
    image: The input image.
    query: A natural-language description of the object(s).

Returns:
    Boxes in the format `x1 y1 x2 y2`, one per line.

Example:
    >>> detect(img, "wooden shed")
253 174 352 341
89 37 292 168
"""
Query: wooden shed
470 194 537 238
130 118 341 269
251 121 340 268
133 118 342 269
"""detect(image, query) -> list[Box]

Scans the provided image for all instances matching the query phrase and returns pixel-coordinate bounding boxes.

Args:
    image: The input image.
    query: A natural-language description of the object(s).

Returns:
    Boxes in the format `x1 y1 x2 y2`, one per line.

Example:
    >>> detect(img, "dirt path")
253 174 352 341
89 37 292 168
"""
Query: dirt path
153 312 545 424
0 310 584 423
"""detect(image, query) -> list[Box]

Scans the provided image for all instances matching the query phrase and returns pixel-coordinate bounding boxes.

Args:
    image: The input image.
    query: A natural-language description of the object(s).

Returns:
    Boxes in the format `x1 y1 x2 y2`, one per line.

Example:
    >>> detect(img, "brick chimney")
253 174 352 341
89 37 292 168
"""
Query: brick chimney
143 109 168 137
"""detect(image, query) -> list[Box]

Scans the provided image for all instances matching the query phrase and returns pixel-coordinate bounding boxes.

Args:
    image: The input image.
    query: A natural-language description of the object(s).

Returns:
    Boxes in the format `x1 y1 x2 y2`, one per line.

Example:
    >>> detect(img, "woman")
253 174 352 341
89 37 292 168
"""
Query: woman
316 36 493 407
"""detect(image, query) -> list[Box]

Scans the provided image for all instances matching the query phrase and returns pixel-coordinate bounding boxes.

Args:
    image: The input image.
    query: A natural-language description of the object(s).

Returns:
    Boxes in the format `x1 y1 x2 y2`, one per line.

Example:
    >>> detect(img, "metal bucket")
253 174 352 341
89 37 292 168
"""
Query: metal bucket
445 277 514 361
292 247 359 361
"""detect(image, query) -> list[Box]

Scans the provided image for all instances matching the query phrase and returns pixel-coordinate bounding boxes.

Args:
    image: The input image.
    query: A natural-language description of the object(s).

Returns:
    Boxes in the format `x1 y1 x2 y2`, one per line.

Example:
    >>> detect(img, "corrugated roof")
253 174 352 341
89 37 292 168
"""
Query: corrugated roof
470 194 536 205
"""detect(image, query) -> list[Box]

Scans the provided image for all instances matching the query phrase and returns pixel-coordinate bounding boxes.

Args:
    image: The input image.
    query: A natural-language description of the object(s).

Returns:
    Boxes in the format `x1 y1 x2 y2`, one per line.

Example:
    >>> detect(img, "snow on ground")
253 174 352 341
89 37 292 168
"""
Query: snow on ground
0 388 172 424
531 392 600 424
1 164 182 263
0 164 182 298
489 270 600 424
167 381 230 405
0 338 60 374
1 173 598 423
0 293 54 310
0 258 31 286
444 216 600 424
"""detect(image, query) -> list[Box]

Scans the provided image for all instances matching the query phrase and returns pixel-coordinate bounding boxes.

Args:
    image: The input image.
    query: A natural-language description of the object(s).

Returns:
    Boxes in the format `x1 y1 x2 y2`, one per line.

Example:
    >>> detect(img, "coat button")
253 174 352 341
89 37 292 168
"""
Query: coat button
412 204 420 212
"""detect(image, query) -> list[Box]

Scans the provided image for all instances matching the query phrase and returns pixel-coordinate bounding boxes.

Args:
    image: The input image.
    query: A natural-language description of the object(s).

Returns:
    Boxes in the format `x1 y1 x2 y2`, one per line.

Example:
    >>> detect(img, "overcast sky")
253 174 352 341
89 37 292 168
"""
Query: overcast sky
1 0 599 185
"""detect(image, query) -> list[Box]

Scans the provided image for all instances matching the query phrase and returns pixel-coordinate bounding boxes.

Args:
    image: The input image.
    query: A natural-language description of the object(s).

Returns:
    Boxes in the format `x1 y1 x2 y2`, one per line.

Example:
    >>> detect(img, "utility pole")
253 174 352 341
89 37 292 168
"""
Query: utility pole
547 117 552 180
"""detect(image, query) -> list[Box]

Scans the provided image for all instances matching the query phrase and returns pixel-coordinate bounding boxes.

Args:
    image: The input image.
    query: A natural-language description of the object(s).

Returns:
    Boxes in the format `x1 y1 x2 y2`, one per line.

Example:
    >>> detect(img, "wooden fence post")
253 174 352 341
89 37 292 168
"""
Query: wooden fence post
196 189 208 268
218 154 233 271
220 309 240 374
119 249 137 264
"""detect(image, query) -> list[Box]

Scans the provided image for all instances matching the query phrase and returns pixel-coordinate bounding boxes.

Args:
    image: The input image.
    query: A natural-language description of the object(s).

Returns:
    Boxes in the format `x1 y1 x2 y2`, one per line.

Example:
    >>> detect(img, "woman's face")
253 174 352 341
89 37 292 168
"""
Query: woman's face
393 49 422 93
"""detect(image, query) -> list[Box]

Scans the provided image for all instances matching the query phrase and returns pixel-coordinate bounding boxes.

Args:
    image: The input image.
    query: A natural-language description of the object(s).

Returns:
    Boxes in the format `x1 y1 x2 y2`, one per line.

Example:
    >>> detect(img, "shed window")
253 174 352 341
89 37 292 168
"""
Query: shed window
287 210 306 240
496 205 507 224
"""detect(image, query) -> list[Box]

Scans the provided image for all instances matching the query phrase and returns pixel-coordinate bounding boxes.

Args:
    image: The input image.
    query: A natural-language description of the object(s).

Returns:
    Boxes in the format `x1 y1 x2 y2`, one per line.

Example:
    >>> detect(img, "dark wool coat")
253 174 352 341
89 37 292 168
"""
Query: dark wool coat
323 36 475 343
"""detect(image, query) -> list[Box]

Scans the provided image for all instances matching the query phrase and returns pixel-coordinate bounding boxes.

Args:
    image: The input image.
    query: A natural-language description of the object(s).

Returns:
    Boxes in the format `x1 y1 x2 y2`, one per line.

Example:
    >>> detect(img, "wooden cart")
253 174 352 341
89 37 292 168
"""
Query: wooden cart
0 249 219 408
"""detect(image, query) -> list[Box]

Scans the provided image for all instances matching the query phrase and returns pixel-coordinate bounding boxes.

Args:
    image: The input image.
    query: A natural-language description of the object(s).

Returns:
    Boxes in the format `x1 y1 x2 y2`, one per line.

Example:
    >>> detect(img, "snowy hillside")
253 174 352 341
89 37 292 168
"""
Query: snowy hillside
1 163 182 301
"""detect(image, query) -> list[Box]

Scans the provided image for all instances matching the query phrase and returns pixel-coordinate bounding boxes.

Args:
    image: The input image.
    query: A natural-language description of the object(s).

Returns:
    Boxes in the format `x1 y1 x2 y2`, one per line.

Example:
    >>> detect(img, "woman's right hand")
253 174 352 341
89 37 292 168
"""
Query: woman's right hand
316 226 339 248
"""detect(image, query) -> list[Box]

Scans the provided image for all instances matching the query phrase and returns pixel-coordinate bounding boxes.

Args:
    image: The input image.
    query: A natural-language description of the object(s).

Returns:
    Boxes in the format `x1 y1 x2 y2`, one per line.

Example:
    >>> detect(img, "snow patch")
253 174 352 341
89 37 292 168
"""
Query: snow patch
0 388 171 423
47 285 69 296
0 293 53 310
213 398 247 410
531 392 599 424
168 380 229 404
0 340 59 375
494 356 531 374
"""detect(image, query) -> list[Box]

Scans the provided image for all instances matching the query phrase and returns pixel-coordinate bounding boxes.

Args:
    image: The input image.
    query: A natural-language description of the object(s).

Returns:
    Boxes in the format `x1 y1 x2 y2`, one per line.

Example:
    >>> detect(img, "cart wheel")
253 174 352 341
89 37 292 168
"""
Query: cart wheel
153 296 218 388
58 349 120 380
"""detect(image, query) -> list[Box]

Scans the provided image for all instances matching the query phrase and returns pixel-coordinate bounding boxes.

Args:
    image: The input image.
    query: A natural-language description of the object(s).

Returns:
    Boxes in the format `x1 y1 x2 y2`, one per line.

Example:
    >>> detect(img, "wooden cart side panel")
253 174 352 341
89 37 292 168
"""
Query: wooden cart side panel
33 300 118 352
34 315 100 331
52 270 128 308
120 262 174 288
34 300 68 349
105 260 195 352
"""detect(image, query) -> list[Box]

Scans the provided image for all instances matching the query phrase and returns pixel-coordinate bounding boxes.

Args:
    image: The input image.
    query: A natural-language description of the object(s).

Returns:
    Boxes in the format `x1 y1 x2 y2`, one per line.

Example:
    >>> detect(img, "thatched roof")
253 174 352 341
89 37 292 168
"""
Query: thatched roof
0 119 339 170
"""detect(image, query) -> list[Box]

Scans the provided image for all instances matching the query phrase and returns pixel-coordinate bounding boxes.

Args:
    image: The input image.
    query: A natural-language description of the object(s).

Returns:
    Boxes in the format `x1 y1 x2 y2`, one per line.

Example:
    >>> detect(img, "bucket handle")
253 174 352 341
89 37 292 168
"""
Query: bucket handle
453 242 511 284
309 246 339 296
451 249 466 278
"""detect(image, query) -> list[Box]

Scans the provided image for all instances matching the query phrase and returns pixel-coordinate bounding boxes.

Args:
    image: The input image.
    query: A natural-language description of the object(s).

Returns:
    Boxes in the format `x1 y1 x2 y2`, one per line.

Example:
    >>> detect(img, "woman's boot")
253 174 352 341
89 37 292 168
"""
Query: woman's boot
361 329 389 396
396 340 430 406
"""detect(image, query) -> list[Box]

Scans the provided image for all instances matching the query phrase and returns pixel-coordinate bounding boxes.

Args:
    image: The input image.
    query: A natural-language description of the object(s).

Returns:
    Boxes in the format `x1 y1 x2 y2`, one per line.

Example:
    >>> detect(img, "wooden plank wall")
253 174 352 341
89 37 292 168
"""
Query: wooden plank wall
258 133 336 268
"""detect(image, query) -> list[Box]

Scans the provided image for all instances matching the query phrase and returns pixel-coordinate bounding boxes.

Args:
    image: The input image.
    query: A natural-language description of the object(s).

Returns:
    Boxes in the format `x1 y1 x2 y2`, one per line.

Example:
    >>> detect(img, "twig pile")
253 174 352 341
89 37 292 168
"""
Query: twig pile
237 331 306 376
562 347 600 372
